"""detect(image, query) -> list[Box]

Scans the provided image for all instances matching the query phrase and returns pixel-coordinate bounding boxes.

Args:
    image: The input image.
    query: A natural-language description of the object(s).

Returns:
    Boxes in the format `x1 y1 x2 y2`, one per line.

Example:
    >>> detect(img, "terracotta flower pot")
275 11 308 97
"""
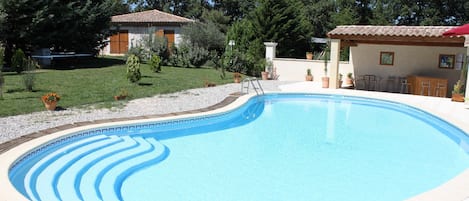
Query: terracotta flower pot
306 52 313 60
451 93 465 102
114 95 127 101
345 78 354 85
305 75 313 81
261 72 269 80
322 77 330 88
43 101 57 111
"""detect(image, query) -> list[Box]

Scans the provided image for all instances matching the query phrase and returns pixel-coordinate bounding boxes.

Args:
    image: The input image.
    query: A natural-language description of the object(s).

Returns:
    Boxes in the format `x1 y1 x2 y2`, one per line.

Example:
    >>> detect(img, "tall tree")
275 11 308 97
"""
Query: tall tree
249 0 313 58
0 0 118 66
127 0 210 18
213 0 256 22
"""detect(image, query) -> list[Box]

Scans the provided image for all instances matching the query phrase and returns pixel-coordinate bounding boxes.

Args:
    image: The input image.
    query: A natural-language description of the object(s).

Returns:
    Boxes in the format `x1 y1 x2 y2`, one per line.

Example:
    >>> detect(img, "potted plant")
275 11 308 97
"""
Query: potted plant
305 69 313 81
41 92 60 111
451 80 465 102
262 60 273 80
114 89 128 101
345 72 354 86
306 52 313 60
338 73 343 88
233 72 242 83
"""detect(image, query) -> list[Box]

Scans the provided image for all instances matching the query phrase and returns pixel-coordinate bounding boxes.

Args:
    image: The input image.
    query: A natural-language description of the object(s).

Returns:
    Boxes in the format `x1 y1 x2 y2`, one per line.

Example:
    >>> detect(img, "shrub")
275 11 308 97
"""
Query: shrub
149 54 161 73
188 44 210 67
126 54 141 83
11 49 26 74
22 57 38 91
0 70 4 100
126 47 146 62
0 47 4 70
175 42 210 68
142 33 169 64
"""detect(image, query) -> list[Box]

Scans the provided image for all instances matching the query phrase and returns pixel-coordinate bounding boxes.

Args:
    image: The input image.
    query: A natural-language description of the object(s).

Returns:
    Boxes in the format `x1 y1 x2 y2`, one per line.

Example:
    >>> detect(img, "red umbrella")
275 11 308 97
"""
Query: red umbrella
443 24 469 36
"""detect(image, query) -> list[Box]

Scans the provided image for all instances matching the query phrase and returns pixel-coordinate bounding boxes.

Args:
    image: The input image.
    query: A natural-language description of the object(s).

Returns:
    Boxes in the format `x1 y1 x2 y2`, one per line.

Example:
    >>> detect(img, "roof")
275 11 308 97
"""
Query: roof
327 25 465 47
111 9 194 24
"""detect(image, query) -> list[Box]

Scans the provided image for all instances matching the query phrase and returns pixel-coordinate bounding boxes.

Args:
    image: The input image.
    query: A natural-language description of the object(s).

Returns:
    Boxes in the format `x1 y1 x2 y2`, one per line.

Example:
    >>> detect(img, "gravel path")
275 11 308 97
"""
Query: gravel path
0 81 292 144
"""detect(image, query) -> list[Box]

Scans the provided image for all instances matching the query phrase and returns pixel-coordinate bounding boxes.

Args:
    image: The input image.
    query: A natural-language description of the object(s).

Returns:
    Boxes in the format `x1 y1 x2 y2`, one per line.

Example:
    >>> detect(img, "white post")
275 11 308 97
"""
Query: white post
329 39 341 89
264 42 278 71
465 36 469 102
462 46 469 101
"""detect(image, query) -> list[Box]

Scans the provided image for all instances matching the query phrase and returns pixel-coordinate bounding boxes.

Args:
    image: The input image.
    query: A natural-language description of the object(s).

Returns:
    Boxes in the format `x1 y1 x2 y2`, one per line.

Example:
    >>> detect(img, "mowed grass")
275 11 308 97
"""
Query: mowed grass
0 57 236 117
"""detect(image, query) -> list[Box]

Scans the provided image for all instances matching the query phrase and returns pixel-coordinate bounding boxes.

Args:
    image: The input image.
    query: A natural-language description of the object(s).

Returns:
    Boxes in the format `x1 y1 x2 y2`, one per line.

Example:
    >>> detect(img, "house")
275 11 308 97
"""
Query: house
101 9 194 55
270 25 468 98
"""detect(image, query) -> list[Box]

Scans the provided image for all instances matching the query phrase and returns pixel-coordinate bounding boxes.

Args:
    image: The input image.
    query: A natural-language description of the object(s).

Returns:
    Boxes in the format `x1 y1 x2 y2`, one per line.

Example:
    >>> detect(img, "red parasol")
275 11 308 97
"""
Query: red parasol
443 23 469 36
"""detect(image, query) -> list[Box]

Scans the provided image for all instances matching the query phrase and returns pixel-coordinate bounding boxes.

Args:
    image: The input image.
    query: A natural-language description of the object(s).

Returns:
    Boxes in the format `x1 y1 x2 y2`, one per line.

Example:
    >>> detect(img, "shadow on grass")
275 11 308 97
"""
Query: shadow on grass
6 88 44 94
138 83 153 86
43 57 126 70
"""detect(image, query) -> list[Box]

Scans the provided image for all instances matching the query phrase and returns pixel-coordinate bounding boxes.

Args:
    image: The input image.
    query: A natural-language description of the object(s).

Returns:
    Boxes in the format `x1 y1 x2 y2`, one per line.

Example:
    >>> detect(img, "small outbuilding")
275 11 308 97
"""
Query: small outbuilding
101 9 194 55
327 25 468 97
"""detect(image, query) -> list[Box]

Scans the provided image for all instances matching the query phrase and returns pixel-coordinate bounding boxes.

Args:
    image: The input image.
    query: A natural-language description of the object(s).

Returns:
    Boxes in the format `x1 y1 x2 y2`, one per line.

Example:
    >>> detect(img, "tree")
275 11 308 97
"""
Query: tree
213 0 256 22
128 0 211 18
0 0 118 66
249 0 312 58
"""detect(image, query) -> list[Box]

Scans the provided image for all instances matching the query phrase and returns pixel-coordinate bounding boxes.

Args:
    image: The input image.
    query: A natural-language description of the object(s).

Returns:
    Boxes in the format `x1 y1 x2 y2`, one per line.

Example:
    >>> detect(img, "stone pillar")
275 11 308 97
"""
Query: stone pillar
329 39 341 89
264 42 278 61
263 42 277 79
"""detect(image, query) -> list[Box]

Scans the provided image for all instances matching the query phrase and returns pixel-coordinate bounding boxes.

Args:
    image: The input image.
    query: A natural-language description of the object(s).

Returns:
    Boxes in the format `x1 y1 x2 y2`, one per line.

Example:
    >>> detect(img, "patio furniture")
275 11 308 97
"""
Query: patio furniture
399 77 412 94
386 76 397 92
420 80 431 96
363 74 378 91
407 75 448 97
354 75 366 90
434 81 447 97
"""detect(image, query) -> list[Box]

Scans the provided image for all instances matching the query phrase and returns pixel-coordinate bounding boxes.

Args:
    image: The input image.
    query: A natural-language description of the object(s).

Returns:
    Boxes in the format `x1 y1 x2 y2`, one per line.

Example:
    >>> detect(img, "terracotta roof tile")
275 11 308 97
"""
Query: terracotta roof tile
328 25 461 38
112 9 194 23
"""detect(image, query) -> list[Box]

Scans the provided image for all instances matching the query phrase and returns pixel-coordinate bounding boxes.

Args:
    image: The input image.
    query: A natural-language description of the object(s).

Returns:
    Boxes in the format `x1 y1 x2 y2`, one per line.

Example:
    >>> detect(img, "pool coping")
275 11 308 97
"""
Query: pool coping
1 90 469 201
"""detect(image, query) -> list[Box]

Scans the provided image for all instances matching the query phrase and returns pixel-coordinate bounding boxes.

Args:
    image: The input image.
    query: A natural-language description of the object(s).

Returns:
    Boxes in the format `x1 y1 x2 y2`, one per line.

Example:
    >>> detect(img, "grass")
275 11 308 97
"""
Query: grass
0 57 236 117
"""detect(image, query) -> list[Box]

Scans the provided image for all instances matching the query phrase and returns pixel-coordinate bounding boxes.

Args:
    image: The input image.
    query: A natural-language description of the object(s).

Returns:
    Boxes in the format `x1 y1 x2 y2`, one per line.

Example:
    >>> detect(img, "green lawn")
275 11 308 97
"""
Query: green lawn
0 57 236 117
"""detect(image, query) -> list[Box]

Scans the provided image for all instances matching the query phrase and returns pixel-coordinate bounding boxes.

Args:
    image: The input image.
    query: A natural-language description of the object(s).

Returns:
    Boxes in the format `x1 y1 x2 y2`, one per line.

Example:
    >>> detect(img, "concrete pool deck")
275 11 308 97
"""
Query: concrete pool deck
1 81 469 200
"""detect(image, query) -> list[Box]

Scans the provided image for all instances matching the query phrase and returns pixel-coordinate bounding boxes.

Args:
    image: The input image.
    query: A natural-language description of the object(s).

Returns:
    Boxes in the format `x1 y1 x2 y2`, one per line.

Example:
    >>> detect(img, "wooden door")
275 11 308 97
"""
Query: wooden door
164 30 175 50
110 30 128 54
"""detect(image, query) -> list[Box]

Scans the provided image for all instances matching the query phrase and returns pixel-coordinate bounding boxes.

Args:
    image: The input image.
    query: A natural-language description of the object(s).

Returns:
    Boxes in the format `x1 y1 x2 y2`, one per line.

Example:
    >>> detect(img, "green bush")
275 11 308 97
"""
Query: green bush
0 47 4 70
11 49 26 74
0 70 4 99
126 47 146 62
126 54 141 83
149 54 161 73
22 57 38 91
174 42 210 68
143 34 169 64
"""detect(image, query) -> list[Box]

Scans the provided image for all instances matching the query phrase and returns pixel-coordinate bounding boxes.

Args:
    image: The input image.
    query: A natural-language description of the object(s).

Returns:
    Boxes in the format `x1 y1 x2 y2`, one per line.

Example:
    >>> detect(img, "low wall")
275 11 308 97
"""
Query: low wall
273 58 354 81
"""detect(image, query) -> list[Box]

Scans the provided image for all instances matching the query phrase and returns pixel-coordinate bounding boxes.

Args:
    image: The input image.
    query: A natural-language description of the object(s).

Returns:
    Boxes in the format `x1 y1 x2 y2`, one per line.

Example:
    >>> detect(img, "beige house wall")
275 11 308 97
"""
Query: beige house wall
273 58 354 81
101 26 183 55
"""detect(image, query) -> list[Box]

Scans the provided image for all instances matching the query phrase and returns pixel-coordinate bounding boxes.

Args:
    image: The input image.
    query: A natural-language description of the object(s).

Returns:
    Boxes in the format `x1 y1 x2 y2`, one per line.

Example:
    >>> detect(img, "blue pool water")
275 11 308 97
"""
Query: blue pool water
9 94 469 201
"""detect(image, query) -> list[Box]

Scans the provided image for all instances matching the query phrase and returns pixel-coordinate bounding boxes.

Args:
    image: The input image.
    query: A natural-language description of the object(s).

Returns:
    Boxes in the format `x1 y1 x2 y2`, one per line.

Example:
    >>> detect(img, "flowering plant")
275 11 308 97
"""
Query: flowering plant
41 92 60 103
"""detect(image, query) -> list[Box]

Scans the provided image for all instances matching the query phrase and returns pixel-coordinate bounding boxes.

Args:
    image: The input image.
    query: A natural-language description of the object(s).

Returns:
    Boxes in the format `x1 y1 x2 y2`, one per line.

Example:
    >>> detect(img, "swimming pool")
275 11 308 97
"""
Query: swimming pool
6 93 469 201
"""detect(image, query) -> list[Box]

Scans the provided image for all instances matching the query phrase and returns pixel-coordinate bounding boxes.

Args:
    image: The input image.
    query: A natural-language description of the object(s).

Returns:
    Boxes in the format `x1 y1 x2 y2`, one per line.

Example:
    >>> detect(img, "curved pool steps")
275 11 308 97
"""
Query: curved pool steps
20 135 169 201
100 138 167 201
35 135 121 201
56 136 135 201
23 135 110 201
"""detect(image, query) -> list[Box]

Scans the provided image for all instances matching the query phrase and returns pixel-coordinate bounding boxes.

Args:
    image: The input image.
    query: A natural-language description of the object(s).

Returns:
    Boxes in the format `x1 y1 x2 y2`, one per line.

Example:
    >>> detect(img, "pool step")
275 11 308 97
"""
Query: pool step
99 138 167 201
23 135 111 201
22 135 168 201
56 136 137 201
